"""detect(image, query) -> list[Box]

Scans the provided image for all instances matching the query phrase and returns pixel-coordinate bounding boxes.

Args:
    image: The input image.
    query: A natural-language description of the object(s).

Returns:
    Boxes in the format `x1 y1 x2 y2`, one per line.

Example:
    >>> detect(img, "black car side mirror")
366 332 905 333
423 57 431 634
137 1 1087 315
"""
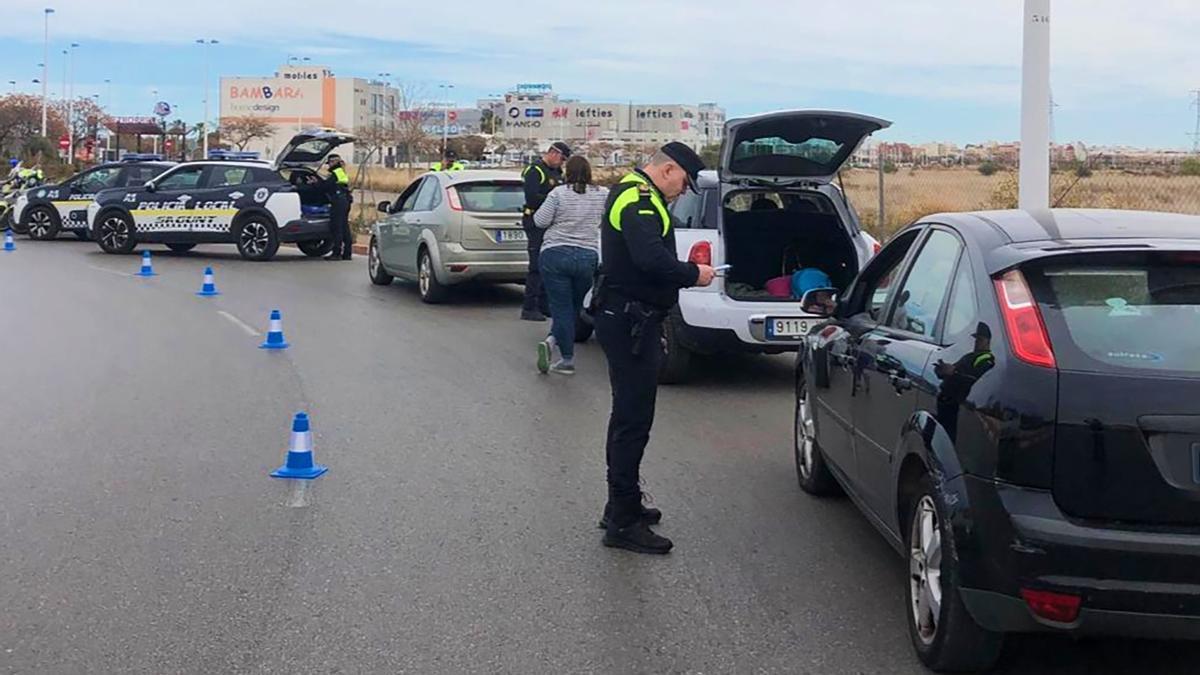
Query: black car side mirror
800 289 838 318
377 200 390 213
143 181 156 193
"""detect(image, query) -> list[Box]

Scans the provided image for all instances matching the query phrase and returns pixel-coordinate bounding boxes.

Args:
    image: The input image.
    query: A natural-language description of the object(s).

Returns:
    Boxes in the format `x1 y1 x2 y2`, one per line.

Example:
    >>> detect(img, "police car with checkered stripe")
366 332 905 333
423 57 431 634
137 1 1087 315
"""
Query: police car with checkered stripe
87 130 354 261
12 155 175 240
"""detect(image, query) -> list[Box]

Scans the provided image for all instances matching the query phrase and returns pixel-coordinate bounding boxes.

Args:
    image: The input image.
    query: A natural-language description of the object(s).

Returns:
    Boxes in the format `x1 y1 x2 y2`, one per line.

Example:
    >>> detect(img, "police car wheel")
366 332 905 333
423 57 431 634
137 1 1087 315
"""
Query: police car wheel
368 236 394 285
235 217 280 262
657 309 692 385
298 239 334 257
96 211 137 254
26 206 59 240
417 247 448 304
574 315 593 343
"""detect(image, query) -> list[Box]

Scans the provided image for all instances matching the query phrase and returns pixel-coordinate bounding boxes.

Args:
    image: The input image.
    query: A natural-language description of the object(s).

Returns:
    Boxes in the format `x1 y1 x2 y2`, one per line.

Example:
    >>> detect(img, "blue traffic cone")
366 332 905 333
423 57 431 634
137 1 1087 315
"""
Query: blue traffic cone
3 228 14 252
196 266 220 296
259 309 289 349
136 250 156 276
271 412 327 480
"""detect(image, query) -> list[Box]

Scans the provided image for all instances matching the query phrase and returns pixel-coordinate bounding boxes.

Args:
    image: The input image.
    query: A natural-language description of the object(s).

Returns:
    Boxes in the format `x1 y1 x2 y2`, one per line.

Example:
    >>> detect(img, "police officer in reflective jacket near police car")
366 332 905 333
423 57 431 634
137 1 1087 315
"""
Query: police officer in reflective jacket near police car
323 154 353 260
594 142 714 554
520 141 570 321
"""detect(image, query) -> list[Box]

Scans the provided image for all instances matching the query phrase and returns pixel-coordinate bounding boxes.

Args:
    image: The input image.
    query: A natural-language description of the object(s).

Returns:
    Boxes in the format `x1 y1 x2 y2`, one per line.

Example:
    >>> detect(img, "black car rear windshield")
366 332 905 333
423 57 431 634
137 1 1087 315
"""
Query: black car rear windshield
454 182 523 212
1026 251 1200 375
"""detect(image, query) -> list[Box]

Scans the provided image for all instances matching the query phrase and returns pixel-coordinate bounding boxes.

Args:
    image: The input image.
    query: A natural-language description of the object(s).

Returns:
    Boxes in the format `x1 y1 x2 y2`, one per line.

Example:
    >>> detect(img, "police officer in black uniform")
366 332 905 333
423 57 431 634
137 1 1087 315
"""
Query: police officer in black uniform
594 142 715 554
519 141 571 321
323 154 353 260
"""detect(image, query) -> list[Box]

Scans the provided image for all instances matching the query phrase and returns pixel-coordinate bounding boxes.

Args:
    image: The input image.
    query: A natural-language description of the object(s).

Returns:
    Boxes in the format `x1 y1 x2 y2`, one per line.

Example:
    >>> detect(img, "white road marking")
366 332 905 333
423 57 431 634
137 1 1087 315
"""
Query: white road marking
217 310 261 337
86 265 131 277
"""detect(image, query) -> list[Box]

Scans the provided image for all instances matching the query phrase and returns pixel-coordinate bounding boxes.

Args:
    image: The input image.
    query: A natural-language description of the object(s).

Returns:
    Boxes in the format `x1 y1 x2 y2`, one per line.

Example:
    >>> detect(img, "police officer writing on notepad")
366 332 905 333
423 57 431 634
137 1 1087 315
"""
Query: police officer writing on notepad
594 142 714 555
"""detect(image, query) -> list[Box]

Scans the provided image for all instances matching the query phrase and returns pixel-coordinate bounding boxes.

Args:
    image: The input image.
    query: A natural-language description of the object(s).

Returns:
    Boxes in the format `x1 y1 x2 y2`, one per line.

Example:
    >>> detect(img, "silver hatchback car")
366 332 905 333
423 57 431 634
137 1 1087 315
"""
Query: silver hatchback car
368 170 528 303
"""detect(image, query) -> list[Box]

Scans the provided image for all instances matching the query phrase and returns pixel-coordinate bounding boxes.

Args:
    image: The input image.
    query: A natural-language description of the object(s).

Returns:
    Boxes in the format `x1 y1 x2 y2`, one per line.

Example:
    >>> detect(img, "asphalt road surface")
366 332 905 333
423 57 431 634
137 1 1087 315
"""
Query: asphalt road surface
3 240 1199 674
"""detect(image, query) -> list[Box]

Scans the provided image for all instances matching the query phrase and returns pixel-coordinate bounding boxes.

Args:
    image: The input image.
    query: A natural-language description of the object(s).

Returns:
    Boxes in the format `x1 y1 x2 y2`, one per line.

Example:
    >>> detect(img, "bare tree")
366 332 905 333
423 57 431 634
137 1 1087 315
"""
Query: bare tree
221 115 274 151
393 81 434 171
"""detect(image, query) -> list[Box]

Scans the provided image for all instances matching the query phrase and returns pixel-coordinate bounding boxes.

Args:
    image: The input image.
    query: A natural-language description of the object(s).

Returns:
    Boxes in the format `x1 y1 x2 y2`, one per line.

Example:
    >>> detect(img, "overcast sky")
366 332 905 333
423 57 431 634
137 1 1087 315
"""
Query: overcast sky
3 0 1198 148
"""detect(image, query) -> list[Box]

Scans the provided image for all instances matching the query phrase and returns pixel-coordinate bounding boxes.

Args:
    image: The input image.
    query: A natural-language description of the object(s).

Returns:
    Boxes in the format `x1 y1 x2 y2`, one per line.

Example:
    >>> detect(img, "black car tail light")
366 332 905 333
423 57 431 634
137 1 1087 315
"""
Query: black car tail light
994 269 1056 369
1021 588 1082 623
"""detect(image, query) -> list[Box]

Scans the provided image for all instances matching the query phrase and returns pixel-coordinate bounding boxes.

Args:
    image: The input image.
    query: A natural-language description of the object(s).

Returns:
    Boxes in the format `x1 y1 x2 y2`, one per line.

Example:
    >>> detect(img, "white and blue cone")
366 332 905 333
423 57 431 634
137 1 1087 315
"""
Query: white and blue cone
271 412 327 508
259 309 289 349
3 228 14 252
136 250 156 277
196 266 220 296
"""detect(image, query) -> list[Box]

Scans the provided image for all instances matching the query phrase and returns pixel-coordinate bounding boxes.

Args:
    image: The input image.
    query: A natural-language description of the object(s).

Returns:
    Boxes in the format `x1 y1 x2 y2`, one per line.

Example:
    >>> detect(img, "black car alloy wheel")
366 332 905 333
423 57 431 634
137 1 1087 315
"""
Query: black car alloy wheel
98 213 134 252
239 220 271 257
27 207 56 239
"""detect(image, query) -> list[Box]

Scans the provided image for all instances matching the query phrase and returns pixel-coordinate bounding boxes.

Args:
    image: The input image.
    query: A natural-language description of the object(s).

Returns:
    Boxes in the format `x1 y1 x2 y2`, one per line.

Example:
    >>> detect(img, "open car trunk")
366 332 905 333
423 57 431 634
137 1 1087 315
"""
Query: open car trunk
721 192 858 301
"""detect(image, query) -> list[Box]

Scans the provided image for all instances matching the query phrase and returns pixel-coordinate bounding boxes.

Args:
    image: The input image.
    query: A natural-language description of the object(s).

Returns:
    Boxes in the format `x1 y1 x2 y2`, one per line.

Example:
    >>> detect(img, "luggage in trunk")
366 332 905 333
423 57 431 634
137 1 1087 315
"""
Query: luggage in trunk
722 207 857 301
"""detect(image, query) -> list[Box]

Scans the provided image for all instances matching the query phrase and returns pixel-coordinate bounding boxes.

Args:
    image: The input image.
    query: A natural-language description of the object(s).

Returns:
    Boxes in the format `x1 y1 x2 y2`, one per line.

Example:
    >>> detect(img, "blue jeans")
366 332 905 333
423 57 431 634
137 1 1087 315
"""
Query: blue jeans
539 245 598 361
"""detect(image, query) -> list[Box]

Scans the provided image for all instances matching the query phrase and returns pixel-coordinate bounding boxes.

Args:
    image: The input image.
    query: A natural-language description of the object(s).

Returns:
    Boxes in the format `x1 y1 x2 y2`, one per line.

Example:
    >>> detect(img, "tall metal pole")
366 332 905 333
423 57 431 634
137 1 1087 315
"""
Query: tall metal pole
1189 90 1200 155
197 39 217 159
67 43 78 161
1018 0 1052 211
877 147 886 229
41 8 53 137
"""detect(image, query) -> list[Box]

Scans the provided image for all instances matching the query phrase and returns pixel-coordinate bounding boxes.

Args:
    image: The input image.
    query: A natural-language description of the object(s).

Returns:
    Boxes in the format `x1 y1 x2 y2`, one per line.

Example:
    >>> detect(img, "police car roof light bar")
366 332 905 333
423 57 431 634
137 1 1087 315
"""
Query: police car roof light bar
207 150 261 161
122 153 165 162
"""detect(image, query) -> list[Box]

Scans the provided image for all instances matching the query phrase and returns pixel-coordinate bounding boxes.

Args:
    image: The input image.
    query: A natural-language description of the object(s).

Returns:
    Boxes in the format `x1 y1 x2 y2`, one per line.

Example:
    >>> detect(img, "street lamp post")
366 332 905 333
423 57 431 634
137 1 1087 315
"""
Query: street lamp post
288 56 310 132
41 8 54 137
438 83 454 160
67 42 79 161
196 39 218 158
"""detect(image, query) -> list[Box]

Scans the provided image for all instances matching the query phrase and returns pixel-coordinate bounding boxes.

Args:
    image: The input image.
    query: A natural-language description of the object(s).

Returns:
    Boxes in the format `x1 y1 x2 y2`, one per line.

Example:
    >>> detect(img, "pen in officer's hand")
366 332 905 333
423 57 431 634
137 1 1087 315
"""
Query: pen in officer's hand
713 264 732 274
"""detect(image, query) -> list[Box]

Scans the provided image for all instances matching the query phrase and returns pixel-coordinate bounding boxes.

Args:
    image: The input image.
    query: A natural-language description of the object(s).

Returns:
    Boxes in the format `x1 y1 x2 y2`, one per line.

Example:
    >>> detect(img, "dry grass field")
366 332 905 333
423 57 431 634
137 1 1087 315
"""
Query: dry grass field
345 164 1200 239
842 167 1200 239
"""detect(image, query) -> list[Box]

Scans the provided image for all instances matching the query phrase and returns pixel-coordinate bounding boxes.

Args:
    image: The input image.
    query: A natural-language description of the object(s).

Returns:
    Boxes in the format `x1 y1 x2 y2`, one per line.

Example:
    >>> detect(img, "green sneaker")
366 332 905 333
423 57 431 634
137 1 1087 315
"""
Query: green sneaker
537 339 552 374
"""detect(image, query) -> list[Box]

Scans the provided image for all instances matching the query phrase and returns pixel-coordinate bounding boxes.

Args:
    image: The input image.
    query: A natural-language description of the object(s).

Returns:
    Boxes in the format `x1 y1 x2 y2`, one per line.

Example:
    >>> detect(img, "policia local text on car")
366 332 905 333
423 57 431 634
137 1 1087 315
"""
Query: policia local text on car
594 142 714 555
519 142 570 321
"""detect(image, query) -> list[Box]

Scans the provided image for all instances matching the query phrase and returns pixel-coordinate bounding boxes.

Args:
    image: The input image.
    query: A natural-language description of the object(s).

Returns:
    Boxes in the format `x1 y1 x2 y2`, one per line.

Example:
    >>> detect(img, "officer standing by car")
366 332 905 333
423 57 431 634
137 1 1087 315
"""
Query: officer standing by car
323 153 353 261
594 142 714 554
519 141 570 321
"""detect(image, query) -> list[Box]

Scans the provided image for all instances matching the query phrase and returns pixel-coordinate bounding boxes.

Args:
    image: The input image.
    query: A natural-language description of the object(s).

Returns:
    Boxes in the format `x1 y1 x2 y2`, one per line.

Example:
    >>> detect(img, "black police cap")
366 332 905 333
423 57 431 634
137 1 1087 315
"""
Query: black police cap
660 141 704 190
550 141 572 158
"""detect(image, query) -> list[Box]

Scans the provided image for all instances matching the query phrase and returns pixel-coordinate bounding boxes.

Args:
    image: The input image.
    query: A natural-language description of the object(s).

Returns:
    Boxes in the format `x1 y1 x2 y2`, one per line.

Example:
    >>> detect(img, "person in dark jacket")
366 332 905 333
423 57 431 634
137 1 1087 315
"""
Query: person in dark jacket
519 141 570 321
593 142 714 555
321 154 353 260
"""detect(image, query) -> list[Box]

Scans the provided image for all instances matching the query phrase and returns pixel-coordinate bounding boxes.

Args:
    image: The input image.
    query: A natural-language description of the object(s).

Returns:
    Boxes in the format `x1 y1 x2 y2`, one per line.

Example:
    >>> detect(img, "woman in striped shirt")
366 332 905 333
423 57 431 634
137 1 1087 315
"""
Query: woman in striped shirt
532 155 608 375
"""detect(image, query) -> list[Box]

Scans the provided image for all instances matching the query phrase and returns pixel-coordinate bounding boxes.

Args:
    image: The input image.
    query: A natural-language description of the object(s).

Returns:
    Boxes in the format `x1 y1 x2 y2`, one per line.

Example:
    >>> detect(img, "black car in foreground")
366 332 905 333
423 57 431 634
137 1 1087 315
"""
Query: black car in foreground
794 208 1200 671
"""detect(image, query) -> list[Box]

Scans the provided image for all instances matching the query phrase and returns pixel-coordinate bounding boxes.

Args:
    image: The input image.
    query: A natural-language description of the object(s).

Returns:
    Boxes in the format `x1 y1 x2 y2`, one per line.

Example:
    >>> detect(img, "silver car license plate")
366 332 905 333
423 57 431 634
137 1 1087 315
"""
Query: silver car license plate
497 229 527 243
765 317 811 340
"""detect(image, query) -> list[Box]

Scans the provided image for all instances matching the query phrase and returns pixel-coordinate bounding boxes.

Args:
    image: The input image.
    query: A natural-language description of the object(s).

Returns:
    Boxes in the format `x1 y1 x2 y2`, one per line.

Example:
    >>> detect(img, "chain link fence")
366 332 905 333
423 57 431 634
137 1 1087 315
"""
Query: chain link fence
843 158 1200 242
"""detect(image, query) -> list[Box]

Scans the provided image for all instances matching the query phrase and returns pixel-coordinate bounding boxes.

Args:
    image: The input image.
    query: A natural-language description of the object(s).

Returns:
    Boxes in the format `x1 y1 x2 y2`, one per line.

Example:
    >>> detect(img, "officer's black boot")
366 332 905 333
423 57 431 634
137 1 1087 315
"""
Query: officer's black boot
597 499 662 530
602 495 672 555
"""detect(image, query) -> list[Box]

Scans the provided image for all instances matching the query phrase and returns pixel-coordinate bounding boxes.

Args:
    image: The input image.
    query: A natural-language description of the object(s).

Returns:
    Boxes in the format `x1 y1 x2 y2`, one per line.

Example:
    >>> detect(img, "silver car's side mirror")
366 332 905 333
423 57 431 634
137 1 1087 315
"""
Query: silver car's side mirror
377 200 390 213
